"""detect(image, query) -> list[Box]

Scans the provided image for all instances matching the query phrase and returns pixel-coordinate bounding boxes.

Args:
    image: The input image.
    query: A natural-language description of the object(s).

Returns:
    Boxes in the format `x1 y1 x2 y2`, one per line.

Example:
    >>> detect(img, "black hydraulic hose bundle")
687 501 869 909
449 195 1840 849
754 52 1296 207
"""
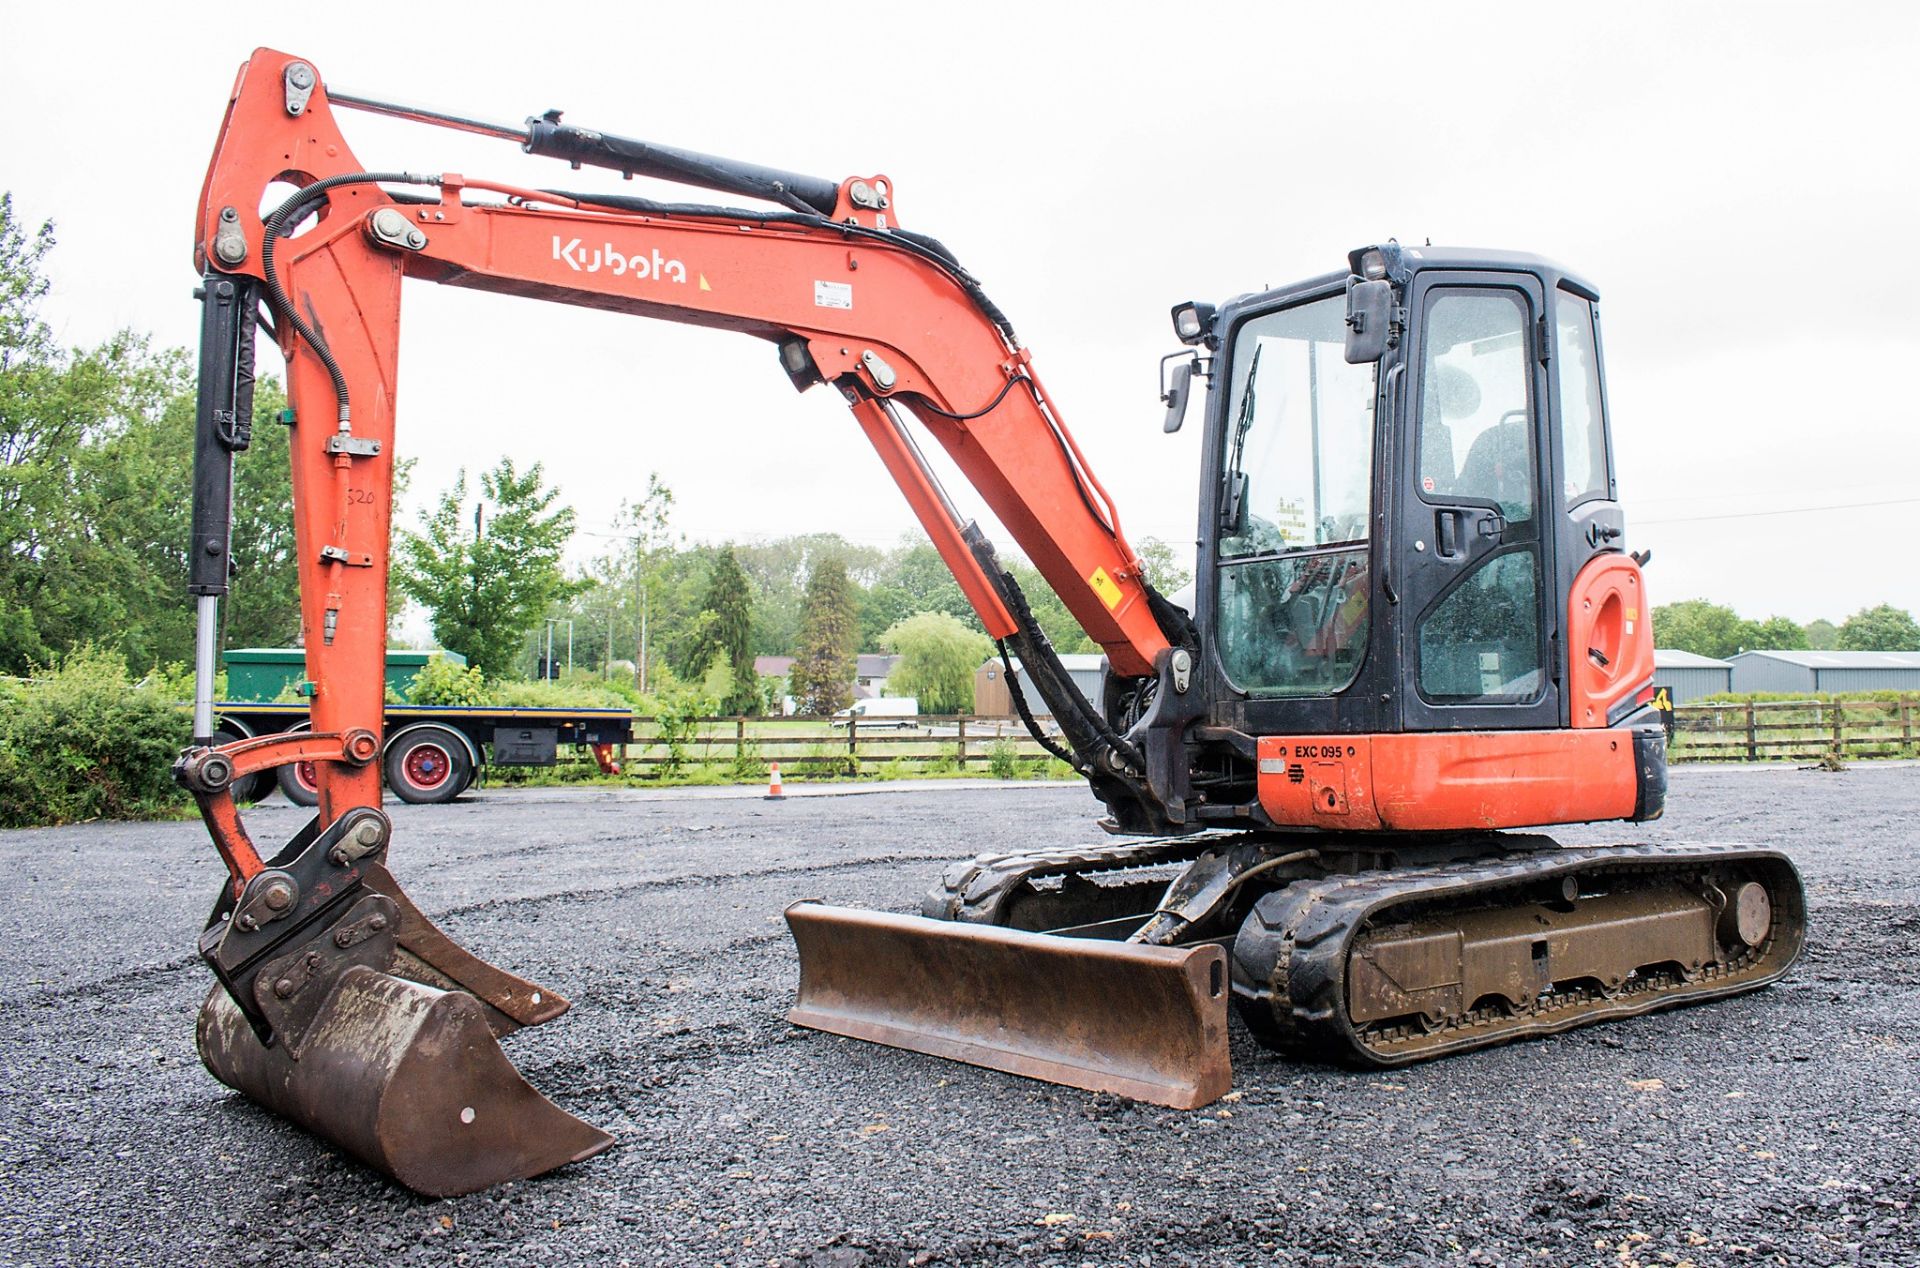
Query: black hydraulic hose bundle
995 638 1081 772
258 171 443 424
546 187 1018 344
962 525 1146 780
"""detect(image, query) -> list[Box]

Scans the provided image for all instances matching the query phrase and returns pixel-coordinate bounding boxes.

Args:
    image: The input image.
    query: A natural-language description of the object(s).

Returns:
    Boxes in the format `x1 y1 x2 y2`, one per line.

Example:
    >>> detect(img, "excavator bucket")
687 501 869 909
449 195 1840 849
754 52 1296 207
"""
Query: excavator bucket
785 902 1232 1109
195 866 611 1197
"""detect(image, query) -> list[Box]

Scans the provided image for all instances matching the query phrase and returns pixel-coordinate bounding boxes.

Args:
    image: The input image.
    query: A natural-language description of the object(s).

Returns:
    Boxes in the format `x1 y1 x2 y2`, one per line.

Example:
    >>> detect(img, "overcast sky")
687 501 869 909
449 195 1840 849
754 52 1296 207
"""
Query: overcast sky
4 2 1915 626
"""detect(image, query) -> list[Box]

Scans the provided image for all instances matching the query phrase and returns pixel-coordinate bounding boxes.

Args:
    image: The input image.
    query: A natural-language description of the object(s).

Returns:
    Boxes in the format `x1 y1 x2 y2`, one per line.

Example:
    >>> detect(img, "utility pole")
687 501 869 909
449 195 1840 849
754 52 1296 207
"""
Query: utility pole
542 617 575 680
634 531 649 694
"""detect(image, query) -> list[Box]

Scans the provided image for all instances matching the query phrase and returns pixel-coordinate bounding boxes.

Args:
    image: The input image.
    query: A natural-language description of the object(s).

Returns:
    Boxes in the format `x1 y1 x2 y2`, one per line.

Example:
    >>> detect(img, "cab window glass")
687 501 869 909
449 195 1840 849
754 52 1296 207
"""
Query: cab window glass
1417 550 1543 702
1213 293 1377 697
1555 290 1609 505
1217 295 1377 559
1417 290 1534 524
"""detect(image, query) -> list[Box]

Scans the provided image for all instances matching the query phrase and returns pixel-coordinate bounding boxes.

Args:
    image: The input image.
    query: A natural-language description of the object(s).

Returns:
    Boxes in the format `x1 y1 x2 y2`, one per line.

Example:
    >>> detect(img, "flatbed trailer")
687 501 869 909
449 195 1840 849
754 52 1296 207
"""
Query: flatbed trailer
209 702 633 806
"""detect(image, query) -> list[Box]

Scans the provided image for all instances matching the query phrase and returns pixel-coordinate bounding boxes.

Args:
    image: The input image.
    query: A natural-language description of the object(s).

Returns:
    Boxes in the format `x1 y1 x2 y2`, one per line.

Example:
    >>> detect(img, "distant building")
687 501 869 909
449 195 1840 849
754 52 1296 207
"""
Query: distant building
756 653 901 708
753 655 796 680
974 653 1104 718
1728 650 1920 695
1653 649 1732 705
752 656 797 715
855 653 900 700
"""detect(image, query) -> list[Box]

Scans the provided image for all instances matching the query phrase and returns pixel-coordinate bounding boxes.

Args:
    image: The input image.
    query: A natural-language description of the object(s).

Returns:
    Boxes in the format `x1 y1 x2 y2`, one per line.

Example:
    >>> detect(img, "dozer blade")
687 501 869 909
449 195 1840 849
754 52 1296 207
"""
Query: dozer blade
786 901 1232 1109
198 968 613 1198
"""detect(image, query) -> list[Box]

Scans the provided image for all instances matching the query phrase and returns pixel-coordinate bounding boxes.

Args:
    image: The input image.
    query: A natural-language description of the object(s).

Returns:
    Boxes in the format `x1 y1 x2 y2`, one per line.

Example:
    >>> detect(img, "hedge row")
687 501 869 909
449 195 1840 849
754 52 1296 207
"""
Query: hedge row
0 649 190 828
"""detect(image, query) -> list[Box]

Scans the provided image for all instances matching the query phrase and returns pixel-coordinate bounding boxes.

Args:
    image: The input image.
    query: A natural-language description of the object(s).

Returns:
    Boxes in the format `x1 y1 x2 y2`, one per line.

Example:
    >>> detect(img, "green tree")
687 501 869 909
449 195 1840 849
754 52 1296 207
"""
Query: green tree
1008 559 1098 654
788 557 859 714
861 538 976 647
1136 536 1193 595
0 646 189 827
1750 615 1808 651
397 458 583 675
680 545 757 714
0 193 311 673
734 533 884 655
1804 618 1839 650
881 612 991 714
1837 604 1920 652
1650 600 1755 661
0 193 213 671
562 474 681 686
0 192 64 667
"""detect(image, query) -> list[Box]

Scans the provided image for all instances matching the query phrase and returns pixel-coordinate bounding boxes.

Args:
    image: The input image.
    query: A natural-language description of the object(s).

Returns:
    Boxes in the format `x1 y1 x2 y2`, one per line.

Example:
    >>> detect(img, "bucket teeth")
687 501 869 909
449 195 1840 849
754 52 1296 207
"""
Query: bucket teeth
198 968 612 1197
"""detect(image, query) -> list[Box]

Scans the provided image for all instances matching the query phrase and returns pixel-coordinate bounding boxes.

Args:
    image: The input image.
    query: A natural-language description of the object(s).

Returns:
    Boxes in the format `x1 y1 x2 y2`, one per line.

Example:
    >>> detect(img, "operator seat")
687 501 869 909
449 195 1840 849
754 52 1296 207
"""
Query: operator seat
1456 415 1532 520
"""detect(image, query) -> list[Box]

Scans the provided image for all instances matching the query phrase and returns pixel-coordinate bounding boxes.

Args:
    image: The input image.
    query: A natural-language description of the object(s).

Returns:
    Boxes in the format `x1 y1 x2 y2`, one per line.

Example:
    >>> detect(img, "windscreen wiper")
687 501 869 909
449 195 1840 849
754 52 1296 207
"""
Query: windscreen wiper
1219 345 1260 537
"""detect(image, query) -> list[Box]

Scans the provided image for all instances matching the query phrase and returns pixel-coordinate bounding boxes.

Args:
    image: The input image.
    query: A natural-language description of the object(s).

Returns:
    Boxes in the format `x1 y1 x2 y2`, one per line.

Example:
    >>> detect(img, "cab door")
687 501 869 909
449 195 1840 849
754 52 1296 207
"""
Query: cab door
1396 273 1559 731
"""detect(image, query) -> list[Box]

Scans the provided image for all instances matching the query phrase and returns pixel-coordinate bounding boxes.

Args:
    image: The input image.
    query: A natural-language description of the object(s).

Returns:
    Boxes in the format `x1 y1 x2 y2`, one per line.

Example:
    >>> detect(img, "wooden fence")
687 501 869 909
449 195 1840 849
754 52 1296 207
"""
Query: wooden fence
600 715 1070 776
1670 697 1919 763
557 700 1920 776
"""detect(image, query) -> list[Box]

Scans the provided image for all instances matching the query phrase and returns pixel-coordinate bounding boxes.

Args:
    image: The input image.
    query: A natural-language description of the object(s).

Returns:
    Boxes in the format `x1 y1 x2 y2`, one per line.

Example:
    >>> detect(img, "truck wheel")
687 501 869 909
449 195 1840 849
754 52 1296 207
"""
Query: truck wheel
385 727 472 805
275 758 321 808
213 726 269 804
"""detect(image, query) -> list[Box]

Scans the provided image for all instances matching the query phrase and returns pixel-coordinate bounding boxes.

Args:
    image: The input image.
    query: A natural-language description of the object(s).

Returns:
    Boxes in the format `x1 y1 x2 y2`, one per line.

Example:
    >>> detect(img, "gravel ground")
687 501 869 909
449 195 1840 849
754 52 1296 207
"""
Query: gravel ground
1 767 1916 1267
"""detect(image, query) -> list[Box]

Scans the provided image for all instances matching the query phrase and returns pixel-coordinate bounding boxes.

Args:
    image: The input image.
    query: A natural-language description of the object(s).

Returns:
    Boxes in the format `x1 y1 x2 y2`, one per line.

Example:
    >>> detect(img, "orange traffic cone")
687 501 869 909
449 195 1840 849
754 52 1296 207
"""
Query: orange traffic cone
764 762 785 800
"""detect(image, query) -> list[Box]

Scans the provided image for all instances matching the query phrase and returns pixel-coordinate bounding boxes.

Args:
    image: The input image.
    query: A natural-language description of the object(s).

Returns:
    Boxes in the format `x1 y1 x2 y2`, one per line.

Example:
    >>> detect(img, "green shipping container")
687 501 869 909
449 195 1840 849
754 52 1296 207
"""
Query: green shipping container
222 648 466 703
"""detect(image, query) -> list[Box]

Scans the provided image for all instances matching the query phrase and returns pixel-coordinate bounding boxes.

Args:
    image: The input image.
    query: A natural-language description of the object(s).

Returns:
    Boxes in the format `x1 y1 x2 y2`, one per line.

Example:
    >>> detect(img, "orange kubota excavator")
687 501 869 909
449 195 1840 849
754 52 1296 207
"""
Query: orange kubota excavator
177 49 1805 1197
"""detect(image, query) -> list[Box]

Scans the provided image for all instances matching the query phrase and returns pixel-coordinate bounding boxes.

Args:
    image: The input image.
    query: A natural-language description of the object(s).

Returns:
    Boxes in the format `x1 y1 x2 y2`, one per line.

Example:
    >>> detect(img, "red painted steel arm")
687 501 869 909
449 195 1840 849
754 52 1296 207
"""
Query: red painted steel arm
197 49 1171 824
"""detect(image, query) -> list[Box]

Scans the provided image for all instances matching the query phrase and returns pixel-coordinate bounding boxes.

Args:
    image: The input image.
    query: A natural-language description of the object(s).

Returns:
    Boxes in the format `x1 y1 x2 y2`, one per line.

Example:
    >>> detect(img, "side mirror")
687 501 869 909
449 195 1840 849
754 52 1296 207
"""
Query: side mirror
1160 354 1197 433
1344 278 1392 364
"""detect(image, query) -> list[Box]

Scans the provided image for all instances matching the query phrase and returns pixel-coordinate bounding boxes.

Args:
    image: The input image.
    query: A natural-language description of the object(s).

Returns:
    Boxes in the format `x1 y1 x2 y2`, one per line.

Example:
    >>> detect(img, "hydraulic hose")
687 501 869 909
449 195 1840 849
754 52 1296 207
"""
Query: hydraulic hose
258 172 442 427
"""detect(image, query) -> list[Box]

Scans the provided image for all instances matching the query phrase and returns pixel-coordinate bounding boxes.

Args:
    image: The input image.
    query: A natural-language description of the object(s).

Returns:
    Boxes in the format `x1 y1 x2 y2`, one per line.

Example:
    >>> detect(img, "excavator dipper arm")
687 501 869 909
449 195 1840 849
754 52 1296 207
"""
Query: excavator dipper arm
178 49 1205 1192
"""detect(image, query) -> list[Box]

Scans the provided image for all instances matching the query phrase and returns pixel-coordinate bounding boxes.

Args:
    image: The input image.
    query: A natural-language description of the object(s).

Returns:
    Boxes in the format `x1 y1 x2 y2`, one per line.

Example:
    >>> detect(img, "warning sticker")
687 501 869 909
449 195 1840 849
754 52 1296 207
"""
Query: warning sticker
814 280 853 310
1088 566 1124 611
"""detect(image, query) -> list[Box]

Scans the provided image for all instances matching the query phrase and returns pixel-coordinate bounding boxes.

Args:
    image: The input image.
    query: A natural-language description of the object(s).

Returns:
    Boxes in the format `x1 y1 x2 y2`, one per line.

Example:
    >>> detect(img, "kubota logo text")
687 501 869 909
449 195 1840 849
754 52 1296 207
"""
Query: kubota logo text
553 236 688 283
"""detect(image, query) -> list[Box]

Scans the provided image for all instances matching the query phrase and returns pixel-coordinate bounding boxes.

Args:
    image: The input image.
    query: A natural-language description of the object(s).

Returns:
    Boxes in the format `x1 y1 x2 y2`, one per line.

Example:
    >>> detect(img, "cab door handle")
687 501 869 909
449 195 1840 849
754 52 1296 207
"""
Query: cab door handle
1435 509 1462 558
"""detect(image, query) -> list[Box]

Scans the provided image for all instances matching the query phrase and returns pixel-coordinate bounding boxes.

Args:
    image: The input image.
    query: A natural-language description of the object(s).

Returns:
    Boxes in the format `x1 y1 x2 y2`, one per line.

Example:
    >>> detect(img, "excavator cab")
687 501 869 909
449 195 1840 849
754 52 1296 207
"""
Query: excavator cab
1201 244 1629 743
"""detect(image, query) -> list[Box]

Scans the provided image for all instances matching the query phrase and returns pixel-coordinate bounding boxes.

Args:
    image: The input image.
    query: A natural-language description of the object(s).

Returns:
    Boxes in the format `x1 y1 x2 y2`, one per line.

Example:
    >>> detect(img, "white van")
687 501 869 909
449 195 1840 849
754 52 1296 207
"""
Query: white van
830 696 919 729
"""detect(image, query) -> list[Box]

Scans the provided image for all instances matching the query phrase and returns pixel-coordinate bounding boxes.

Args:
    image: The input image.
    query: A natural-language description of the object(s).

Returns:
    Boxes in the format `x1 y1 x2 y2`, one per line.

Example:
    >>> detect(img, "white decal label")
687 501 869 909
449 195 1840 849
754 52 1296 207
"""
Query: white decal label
551 236 687 284
814 280 853 310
